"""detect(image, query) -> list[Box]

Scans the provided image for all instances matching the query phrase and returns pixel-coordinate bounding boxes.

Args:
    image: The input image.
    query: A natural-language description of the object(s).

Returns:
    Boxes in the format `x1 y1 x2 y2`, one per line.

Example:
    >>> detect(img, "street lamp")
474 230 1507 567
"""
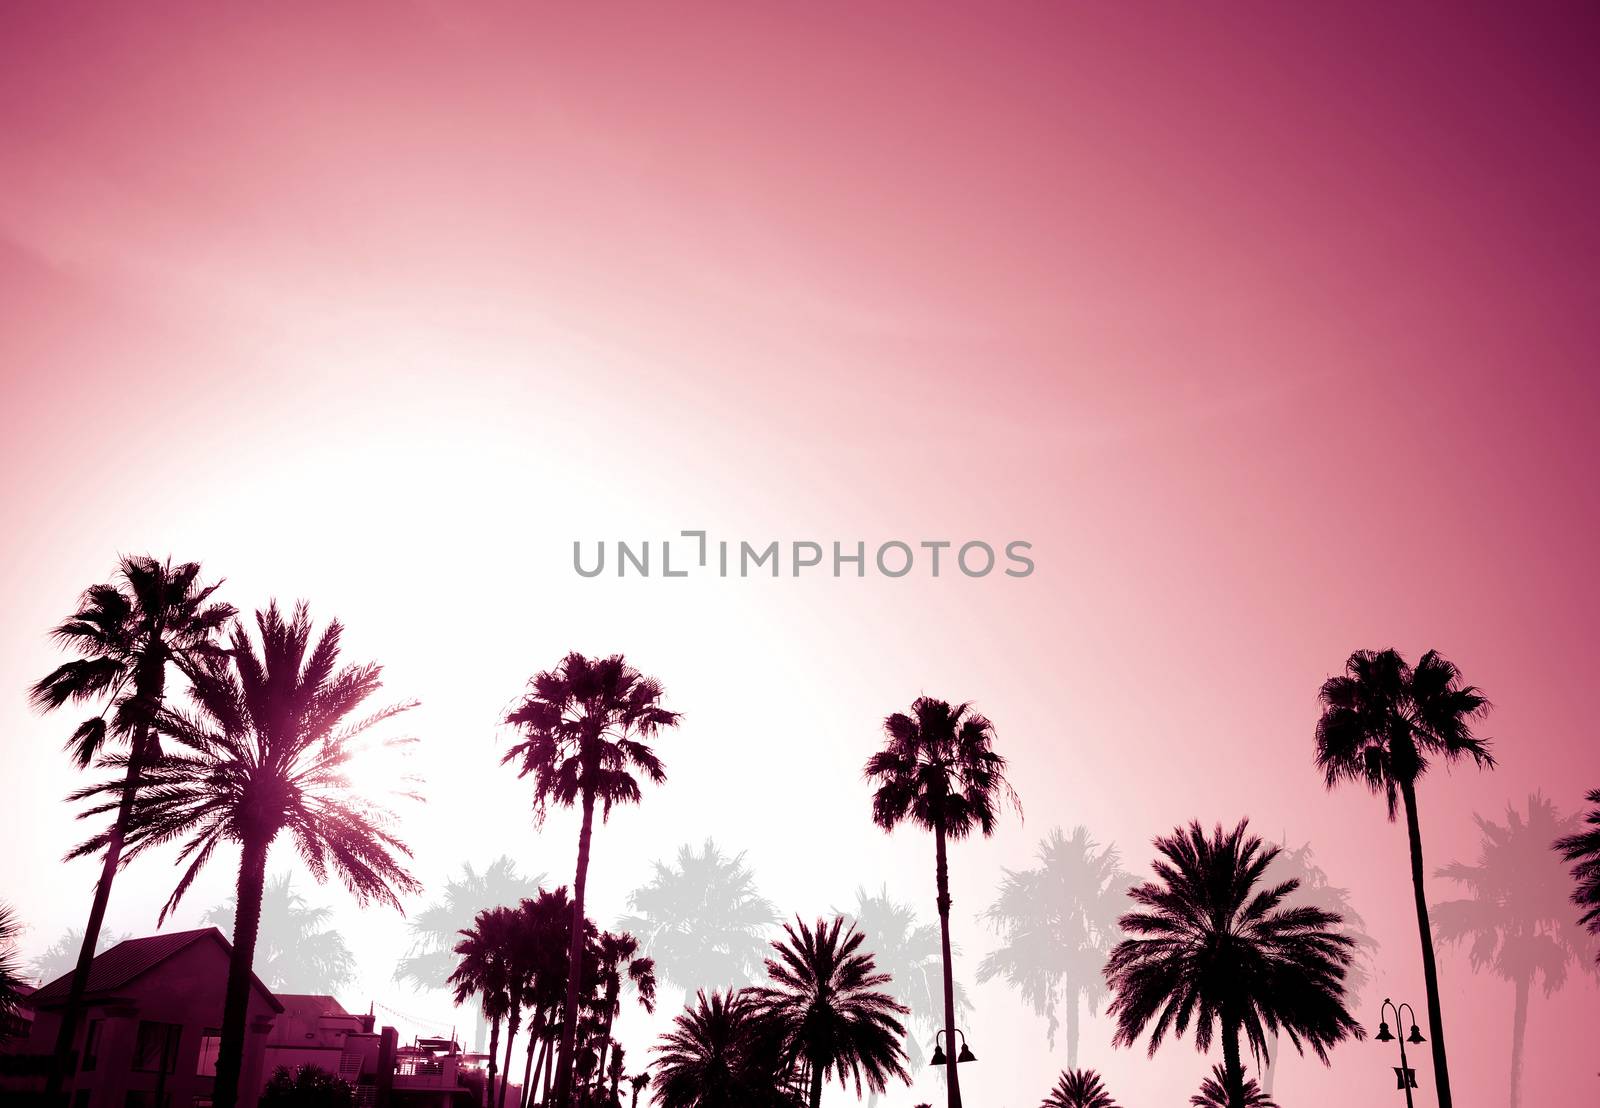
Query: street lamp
1376 998 1425 1107
929 1029 977 1066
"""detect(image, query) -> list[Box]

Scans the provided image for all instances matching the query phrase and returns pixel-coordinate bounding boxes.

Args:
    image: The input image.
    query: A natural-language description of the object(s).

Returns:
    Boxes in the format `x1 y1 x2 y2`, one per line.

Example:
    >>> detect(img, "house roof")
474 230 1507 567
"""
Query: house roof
274 994 350 1018
30 927 284 1012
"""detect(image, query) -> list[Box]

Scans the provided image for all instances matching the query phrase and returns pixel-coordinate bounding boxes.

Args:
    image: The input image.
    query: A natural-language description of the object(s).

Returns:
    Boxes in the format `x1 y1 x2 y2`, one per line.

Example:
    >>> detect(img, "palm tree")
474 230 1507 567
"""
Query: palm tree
451 906 520 1108
69 601 420 1108
1104 821 1362 1108
1555 787 1600 963
503 652 681 1107
203 872 356 992
31 554 233 1094
628 1071 649 1108
1190 1065 1277 1108
590 932 656 1096
510 887 584 1108
1433 794 1596 1108
750 916 910 1108
1313 647 1492 1108
29 927 131 987
980 827 1131 1069
864 696 1018 1108
620 839 777 1000
0 903 23 1040
397 857 544 1051
1041 1068 1120 1108
652 989 797 1108
838 886 964 1082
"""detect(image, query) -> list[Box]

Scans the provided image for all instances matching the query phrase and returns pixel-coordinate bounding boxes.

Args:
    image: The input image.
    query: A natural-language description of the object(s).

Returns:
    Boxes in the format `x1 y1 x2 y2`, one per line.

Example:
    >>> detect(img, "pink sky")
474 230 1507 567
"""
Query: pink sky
2 3 1599 1105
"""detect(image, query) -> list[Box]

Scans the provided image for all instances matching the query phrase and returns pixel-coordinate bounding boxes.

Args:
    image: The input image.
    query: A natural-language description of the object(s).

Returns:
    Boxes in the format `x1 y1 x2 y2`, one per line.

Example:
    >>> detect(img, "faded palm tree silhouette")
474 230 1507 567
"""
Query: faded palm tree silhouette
652 988 799 1108
1555 787 1600 963
1313 647 1492 1108
30 554 233 1096
397 856 544 1051
1040 1067 1120 1108
1105 820 1362 1108
1256 839 1377 1096
979 826 1131 1070
865 696 1020 1108
203 872 355 992
28 926 132 986
503 652 681 1107
1433 794 1597 1108
71 601 421 1108
838 885 967 1086
750 916 910 1108
620 839 776 1001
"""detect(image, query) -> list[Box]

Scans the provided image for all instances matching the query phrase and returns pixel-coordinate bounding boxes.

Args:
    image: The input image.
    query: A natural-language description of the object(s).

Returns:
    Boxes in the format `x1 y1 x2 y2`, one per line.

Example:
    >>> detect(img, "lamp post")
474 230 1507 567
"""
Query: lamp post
1375 998 1426 1108
930 1029 977 1067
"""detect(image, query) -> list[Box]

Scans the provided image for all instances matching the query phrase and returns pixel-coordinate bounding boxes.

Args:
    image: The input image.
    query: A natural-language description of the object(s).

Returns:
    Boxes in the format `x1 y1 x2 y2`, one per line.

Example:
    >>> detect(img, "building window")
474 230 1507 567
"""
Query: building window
133 1020 182 1074
196 1030 222 1077
81 1019 103 1072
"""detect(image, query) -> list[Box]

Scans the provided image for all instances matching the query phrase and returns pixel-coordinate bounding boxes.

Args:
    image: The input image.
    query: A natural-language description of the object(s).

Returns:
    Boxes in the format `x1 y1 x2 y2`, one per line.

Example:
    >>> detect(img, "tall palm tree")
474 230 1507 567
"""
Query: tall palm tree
864 696 1018 1108
397 857 544 1051
750 916 910 1108
1041 1068 1120 1108
502 652 681 1107
203 872 356 992
1313 647 1492 1108
1555 787 1600 963
1104 821 1362 1108
620 839 777 1000
31 554 233 1094
838 886 965 1082
652 988 798 1108
69 601 420 1108
590 931 656 1095
980 827 1131 1069
1433 794 1595 1108
452 906 521 1108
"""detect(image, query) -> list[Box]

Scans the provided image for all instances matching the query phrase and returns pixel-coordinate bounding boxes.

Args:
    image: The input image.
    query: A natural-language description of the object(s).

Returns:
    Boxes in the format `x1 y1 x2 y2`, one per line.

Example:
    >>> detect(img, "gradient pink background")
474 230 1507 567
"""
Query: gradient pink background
2 3 1599 1105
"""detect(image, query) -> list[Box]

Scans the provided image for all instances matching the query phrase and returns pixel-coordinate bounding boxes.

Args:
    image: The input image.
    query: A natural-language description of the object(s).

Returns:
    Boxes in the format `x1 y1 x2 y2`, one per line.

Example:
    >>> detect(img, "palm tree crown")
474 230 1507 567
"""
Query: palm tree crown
203 872 356 992
865 697 1019 839
1105 821 1361 1102
1555 787 1600 962
1041 1068 1120 1108
750 916 909 1108
653 989 797 1108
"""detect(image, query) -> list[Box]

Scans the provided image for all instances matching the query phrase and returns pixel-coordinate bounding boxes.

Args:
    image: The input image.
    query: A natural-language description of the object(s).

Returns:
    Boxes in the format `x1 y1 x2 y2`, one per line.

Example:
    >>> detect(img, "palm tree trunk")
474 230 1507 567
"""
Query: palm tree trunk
520 1011 543 1108
593 987 618 1097
1221 1016 1245 1108
487 1014 503 1108
1399 776 1453 1108
554 788 597 1107
1066 986 1080 1070
44 728 149 1102
528 1024 552 1108
1509 973 1530 1108
500 1009 522 1108
212 834 270 1108
934 825 962 1108
808 1055 824 1108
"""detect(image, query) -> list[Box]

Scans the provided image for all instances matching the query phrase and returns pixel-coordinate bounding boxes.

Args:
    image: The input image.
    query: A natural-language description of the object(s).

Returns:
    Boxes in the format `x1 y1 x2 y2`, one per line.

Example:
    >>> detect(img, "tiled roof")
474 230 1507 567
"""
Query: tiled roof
275 994 350 1018
30 927 283 1012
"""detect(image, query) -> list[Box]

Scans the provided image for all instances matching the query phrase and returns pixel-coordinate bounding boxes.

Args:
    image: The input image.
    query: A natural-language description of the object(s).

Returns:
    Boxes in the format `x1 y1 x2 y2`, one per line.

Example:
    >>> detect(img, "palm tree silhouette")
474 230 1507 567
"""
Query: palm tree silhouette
452 906 521 1108
620 839 777 1000
1189 1065 1277 1108
1256 839 1377 1096
590 931 656 1097
31 554 233 1094
70 601 421 1108
627 1071 649 1108
503 652 681 1106
1433 794 1596 1108
1555 787 1600 964
652 988 798 1107
28 927 132 986
397 857 544 1051
1313 647 1493 1108
838 886 965 1081
0 903 22 1040
202 872 356 992
1104 820 1362 1108
1041 1068 1120 1108
979 826 1131 1070
514 886 583 1108
750 916 910 1108
865 696 1019 1108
